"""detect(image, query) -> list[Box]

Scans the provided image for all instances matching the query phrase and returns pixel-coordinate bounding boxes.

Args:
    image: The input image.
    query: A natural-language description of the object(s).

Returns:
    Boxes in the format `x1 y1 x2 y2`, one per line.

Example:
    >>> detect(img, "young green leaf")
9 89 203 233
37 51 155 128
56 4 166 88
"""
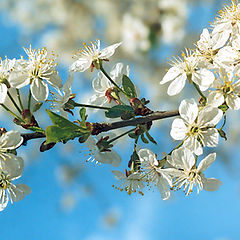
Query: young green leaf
105 105 134 118
122 74 137 98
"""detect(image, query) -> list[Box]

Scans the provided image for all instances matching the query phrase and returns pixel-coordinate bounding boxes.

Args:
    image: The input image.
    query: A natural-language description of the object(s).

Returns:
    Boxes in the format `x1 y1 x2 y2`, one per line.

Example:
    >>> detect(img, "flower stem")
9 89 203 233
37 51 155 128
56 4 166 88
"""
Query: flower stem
72 102 111 110
7 92 22 114
219 114 227 131
100 63 127 96
192 82 207 102
28 89 32 110
0 103 23 121
107 128 135 144
16 89 24 110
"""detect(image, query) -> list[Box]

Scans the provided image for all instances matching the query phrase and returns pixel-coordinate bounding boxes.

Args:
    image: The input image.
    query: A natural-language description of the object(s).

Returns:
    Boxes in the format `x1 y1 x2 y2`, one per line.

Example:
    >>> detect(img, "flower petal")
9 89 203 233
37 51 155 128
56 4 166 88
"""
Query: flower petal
0 84 7 104
0 130 23 150
167 73 187 96
9 184 31 202
179 99 198 124
99 42 122 59
30 77 49 101
170 118 188 140
70 58 92 72
202 177 222 191
197 153 216 172
160 67 182 85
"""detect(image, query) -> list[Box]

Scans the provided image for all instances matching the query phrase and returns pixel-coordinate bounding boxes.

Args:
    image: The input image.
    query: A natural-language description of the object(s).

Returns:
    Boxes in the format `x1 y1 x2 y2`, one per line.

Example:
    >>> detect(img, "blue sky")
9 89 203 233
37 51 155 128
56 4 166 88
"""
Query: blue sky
0 1 240 240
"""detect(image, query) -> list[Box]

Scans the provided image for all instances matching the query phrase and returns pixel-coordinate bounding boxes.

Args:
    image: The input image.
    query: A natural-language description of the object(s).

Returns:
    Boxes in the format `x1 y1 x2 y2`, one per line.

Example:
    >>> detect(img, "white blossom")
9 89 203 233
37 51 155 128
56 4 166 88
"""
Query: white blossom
170 99 223 155
0 58 16 104
160 50 215 96
84 133 121 167
111 170 145 195
0 162 31 211
167 147 222 195
89 63 130 107
9 46 62 101
70 40 122 72
0 131 24 173
138 148 172 200
208 68 240 110
49 73 74 118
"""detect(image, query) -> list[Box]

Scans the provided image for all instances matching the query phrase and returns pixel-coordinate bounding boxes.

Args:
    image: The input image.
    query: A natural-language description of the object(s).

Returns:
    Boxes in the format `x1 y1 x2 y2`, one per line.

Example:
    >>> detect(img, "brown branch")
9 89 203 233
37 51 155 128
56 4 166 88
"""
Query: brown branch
20 110 179 143
91 110 179 135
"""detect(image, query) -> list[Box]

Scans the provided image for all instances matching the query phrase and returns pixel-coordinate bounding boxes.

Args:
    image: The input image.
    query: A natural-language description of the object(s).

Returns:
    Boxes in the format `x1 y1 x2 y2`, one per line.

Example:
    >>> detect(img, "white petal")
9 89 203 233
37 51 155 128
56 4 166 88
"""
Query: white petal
138 148 158 166
212 22 232 50
92 72 109 93
160 67 181 84
170 118 188 140
202 177 222 191
167 73 187 96
179 99 198 124
207 91 224 108
0 130 23 150
70 58 92 72
30 78 49 101
183 137 203 156
0 154 24 179
169 147 195 170
202 128 219 147
226 94 240 110
192 69 214 91
198 106 223 126
197 153 216 172
0 190 8 211
99 42 122 59
9 184 31 202
156 177 171 200
46 71 63 89
111 170 125 180
0 84 7 104
8 71 30 88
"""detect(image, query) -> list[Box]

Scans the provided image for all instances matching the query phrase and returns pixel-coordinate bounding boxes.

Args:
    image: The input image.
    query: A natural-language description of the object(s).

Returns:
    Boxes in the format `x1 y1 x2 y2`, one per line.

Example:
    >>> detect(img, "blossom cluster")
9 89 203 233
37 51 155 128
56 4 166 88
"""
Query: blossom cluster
0 1 239 212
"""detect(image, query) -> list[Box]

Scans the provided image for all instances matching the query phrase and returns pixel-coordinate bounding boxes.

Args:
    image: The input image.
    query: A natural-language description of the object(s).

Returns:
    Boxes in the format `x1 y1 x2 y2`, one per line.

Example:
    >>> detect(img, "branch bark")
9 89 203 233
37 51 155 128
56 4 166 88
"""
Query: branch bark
21 110 179 143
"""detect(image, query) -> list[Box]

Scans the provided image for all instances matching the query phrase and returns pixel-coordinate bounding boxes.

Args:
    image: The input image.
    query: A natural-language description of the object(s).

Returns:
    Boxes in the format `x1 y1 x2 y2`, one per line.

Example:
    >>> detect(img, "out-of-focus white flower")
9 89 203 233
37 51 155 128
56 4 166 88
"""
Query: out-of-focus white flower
121 14 150 55
0 58 16 104
160 50 215 96
89 63 129 107
0 162 30 211
70 40 122 72
9 46 62 101
49 73 74 118
111 170 145 195
85 133 121 167
0 131 24 173
167 147 222 196
208 68 240 110
170 99 223 155
138 148 172 200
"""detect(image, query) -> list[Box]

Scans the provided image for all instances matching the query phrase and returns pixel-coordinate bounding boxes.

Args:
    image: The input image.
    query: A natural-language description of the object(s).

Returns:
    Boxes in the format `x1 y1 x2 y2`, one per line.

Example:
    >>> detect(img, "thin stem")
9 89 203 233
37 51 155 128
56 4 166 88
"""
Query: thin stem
7 92 22 114
0 104 23 121
219 114 227 131
107 128 135 144
73 102 111 110
192 82 207 102
100 64 127 96
16 89 24 110
28 89 32 110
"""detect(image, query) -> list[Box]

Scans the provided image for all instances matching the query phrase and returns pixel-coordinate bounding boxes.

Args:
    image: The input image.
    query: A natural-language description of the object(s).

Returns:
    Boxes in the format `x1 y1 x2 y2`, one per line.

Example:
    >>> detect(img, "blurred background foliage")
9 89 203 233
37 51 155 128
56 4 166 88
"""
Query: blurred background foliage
1 0 240 240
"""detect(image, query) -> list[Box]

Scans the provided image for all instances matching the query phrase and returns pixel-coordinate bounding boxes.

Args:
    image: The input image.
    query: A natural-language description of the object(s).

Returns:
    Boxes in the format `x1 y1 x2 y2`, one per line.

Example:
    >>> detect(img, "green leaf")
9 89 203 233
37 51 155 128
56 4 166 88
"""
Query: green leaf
79 108 87 122
46 110 87 132
122 75 137 98
105 105 134 118
141 133 149 144
145 131 157 145
33 102 43 112
45 126 84 144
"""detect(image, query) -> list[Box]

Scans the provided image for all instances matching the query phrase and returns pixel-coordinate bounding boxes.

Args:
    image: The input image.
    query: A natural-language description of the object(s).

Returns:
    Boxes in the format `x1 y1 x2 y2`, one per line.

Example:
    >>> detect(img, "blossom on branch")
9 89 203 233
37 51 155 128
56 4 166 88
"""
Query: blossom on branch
170 99 223 155
167 147 222 196
70 40 122 72
9 45 62 102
